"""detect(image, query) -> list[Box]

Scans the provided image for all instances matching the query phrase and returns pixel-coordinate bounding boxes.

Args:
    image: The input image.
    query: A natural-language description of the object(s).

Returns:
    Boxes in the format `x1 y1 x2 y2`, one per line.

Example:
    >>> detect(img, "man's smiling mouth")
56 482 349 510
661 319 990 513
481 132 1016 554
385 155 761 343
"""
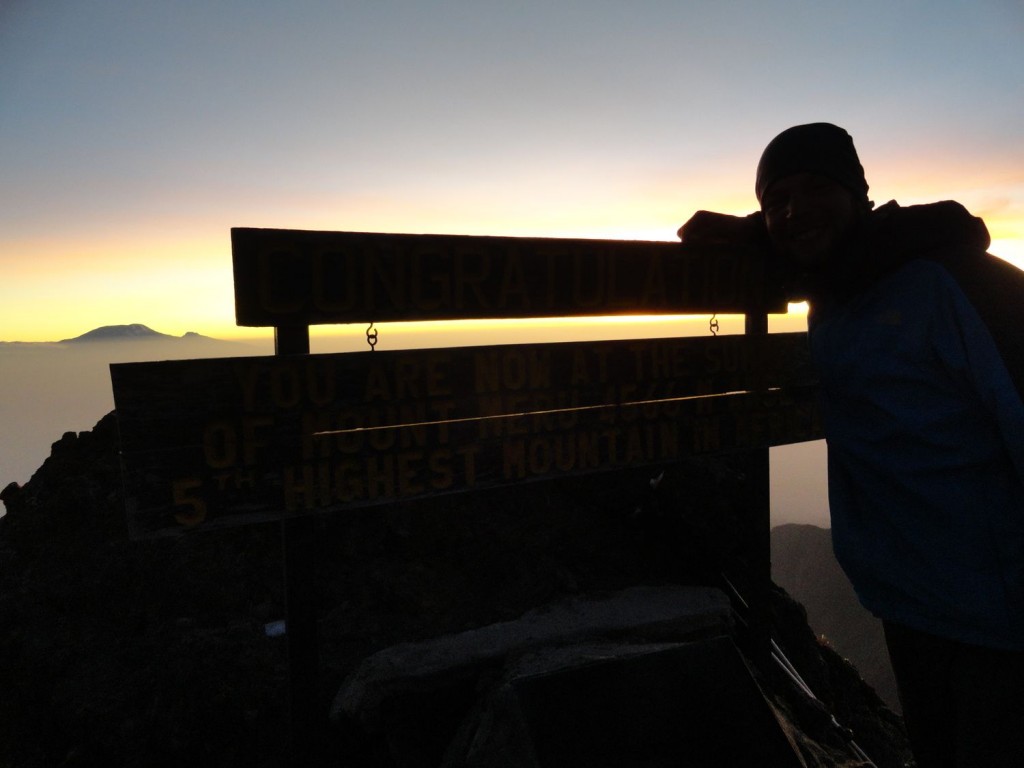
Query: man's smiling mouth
791 226 827 242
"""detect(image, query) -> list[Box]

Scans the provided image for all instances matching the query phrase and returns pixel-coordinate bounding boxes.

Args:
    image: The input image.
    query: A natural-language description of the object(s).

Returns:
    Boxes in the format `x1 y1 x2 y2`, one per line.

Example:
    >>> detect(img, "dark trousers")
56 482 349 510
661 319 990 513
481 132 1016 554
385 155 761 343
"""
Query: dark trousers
882 621 1024 768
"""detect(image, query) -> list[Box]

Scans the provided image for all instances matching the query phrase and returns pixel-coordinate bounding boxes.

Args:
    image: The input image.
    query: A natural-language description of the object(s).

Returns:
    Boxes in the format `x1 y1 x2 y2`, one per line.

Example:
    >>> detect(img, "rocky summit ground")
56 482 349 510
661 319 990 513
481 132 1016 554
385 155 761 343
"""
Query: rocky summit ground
0 413 911 767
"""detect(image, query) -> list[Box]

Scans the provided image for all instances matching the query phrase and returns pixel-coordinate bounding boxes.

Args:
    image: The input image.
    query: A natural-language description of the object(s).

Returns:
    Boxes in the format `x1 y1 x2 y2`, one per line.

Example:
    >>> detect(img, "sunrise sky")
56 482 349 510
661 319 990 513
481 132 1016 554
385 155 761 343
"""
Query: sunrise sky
2 1 1022 344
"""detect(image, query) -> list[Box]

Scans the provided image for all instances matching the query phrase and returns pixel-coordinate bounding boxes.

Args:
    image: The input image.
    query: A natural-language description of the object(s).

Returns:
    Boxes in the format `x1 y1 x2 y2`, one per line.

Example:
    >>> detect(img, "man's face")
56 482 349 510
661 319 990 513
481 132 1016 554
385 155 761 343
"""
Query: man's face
761 172 861 268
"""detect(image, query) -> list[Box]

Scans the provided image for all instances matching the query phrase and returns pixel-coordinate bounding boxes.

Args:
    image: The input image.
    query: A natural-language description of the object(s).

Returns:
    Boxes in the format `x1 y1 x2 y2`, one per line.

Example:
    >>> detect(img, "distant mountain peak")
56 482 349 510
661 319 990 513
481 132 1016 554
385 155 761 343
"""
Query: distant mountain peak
61 324 175 343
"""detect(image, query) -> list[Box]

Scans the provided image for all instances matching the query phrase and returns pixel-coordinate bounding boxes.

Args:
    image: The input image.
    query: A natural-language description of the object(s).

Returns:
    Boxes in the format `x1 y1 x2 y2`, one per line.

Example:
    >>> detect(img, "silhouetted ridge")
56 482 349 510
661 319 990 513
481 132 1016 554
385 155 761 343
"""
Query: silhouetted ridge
61 324 173 342
60 324 214 342
771 523 899 711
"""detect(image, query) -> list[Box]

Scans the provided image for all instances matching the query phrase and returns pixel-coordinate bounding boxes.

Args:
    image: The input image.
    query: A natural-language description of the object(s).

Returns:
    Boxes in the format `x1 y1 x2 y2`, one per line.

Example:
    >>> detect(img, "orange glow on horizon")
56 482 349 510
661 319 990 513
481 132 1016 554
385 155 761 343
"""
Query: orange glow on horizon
2 176 1021 343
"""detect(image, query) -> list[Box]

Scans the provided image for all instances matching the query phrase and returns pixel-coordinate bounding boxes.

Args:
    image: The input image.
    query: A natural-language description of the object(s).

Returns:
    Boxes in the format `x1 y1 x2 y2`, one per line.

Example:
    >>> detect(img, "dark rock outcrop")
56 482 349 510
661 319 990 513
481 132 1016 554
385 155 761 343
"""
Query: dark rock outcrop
0 413 911 767
772 523 898 711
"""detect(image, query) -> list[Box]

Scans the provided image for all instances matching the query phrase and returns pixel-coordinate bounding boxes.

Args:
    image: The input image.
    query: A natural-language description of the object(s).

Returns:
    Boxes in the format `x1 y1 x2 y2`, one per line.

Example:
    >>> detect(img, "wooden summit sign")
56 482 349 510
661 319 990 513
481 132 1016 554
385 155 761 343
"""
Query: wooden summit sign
112 227 822 757
231 228 788 326
112 333 820 537
109 228 813 538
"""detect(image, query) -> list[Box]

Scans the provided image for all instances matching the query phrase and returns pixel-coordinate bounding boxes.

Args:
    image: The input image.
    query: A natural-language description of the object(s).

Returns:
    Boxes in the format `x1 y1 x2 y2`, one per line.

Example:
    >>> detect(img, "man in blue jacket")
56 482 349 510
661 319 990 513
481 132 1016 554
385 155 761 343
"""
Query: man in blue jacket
680 123 1024 767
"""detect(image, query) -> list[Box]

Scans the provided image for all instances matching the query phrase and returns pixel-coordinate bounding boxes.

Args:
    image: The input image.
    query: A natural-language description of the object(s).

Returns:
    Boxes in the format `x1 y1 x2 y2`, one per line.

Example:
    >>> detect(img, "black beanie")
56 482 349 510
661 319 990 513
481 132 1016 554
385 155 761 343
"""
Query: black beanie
755 123 869 205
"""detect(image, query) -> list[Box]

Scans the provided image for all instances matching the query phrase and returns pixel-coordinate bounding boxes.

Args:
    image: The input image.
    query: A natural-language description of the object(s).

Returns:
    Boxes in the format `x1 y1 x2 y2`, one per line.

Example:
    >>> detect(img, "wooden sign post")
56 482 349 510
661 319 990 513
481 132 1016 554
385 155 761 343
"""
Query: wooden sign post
111 229 820 762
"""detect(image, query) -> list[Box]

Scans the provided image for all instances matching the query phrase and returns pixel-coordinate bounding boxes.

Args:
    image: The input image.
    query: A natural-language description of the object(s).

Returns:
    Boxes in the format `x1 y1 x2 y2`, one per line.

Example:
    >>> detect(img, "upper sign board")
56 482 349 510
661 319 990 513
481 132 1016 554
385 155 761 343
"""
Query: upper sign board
231 228 788 327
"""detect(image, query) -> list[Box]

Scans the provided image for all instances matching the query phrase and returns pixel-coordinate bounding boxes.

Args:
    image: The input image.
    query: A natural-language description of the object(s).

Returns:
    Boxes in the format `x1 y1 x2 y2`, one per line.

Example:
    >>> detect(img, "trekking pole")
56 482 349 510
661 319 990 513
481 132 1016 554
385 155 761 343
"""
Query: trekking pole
721 573 877 767
769 639 877 767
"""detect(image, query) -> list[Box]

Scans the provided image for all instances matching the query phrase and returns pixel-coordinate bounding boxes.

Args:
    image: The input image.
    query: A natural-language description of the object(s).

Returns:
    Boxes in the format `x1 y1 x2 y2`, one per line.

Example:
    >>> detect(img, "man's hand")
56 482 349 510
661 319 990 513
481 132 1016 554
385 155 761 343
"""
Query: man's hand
677 210 765 246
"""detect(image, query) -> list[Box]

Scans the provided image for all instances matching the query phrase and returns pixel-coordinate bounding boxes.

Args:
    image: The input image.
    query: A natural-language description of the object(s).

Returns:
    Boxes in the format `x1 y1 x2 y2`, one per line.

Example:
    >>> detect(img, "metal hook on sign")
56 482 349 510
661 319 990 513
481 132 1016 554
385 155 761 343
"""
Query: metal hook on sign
709 314 720 336
366 322 378 351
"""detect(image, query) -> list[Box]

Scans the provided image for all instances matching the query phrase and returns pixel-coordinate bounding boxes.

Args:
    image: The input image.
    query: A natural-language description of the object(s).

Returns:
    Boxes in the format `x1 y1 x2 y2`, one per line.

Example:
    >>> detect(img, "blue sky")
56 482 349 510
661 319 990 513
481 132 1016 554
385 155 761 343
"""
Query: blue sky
2 0 1022 341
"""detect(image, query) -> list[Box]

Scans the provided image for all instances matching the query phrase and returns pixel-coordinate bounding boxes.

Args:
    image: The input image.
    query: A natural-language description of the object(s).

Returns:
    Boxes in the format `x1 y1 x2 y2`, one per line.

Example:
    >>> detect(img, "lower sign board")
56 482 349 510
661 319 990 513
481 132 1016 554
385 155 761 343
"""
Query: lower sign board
111 334 821 537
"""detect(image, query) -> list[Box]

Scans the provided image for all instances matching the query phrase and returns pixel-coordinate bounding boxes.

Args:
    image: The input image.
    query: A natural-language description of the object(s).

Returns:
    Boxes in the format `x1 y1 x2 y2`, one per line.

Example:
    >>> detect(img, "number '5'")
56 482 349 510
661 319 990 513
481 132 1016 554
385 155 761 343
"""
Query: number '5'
172 478 207 526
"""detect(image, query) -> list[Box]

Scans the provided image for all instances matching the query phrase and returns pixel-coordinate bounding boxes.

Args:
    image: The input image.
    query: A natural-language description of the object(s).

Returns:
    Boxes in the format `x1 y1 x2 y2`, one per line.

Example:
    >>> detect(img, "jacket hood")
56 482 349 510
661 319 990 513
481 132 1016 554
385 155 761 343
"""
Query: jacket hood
796 200 991 306
869 199 990 257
